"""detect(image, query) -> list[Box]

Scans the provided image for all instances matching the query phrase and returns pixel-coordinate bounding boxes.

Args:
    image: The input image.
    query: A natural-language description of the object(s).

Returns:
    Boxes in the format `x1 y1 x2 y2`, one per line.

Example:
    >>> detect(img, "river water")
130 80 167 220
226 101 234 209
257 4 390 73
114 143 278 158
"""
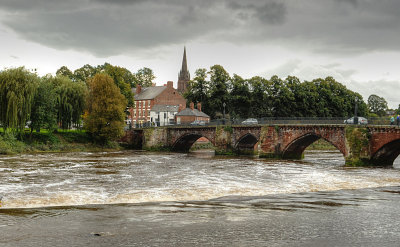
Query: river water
1 150 400 246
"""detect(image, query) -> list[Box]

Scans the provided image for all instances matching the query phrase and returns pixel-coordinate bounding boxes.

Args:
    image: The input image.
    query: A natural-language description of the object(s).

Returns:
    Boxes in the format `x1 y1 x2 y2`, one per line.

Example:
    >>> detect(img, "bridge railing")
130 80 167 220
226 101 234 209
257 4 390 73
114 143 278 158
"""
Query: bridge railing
129 116 396 129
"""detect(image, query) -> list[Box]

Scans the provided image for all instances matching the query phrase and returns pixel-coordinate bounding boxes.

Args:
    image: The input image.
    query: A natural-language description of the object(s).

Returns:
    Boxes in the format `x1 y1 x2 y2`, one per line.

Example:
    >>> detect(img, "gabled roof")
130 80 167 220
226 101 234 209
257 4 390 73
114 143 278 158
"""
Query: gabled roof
151 105 179 112
132 86 167 100
176 108 210 118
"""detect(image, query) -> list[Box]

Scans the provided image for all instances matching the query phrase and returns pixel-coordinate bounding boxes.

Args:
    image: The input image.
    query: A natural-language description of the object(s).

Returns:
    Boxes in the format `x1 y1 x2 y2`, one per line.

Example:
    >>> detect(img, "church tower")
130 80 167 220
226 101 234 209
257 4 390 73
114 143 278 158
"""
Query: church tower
177 47 190 94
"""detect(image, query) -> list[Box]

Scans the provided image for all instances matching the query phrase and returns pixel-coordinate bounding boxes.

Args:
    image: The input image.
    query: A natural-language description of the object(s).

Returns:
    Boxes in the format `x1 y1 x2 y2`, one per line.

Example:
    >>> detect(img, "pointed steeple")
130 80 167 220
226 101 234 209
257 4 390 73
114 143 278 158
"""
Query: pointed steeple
177 46 190 94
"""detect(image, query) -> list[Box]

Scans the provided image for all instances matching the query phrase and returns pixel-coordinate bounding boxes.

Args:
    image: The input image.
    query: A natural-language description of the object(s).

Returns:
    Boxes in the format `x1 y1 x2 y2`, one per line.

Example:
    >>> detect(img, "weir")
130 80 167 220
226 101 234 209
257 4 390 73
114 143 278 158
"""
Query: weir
123 125 400 167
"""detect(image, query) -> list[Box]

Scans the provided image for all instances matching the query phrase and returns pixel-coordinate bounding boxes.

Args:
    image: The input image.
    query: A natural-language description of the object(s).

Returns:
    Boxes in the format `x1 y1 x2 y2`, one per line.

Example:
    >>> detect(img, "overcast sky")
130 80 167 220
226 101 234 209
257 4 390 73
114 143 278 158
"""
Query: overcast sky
0 0 399 108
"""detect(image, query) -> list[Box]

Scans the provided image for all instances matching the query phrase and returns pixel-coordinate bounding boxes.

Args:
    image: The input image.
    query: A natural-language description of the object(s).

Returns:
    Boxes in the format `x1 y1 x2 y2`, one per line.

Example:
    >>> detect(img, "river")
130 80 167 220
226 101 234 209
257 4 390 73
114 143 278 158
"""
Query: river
1 150 400 246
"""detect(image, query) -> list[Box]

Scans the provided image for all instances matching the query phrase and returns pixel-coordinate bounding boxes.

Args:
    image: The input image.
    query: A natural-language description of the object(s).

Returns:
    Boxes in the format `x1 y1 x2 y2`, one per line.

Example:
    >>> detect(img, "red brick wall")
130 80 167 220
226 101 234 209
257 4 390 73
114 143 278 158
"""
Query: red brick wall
176 115 210 124
369 127 400 155
154 86 186 106
177 115 196 123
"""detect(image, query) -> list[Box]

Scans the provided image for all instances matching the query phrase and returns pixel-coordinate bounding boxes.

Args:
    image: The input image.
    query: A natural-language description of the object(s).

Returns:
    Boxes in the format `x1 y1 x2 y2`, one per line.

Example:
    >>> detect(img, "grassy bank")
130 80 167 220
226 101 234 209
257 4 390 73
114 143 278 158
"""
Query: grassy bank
0 130 123 155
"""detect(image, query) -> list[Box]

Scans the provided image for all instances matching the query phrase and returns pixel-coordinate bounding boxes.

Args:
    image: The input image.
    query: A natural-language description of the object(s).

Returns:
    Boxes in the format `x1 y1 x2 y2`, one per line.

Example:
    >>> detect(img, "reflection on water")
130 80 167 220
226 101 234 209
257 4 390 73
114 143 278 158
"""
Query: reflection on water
1 150 400 246
393 156 400 168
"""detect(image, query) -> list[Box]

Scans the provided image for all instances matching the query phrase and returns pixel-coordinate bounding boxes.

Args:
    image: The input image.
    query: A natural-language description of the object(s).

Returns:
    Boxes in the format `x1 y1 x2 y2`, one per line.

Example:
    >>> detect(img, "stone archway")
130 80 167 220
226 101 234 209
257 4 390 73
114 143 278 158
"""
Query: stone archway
282 133 345 159
370 139 400 166
235 133 259 154
171 133 214 152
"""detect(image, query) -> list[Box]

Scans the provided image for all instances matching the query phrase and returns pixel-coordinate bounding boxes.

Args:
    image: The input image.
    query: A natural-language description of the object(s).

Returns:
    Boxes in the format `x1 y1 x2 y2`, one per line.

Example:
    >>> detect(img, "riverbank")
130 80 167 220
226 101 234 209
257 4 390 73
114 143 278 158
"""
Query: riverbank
0 130 123 155
0 130 336 155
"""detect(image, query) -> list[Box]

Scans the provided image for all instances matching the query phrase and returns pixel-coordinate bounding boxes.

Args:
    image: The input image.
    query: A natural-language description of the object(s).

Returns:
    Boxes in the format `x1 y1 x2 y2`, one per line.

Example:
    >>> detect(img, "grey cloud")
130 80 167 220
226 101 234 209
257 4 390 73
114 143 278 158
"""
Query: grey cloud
227 1 286 24
1 0 400 57
255 2 286 24
347 80 400 108
333 0 358 7
92 0 145 5
262 60 358 83
262 59 300 78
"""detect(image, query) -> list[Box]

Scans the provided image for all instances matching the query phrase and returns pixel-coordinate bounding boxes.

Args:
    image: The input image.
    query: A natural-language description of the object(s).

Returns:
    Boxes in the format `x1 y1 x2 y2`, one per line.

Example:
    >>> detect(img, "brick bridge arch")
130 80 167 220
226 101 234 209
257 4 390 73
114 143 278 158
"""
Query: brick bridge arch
232 127 261 153
369 127 400 166
169 127 216 152
280 126 347 159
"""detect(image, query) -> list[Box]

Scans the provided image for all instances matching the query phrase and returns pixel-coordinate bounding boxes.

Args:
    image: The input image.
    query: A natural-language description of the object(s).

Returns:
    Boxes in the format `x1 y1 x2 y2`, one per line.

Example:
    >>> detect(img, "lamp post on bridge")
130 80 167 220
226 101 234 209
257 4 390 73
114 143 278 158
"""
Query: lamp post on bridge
223 102 226 125
166 105 170 126
354 97 358 125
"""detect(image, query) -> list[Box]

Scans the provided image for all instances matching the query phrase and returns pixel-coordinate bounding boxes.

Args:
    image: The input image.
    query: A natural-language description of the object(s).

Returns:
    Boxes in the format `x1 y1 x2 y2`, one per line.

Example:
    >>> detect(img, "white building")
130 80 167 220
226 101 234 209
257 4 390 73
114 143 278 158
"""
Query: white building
150 105 179 126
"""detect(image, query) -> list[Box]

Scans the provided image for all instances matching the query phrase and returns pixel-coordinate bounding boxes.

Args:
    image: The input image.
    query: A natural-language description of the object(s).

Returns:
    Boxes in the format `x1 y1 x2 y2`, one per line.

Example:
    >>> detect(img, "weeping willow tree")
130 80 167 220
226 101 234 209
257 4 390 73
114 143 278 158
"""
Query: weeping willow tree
51 76 87 129
0 67 38 132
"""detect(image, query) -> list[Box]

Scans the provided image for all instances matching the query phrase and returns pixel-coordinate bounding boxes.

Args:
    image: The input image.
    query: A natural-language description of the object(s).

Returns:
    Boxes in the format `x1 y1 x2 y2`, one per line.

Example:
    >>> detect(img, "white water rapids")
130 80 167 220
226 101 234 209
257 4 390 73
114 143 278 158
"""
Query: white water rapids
1 150 400 209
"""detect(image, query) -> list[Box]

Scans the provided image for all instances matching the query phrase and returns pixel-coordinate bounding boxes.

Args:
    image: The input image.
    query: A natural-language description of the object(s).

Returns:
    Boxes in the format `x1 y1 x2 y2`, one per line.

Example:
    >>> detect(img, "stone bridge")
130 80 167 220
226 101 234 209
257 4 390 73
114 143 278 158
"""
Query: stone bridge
123 125 400 166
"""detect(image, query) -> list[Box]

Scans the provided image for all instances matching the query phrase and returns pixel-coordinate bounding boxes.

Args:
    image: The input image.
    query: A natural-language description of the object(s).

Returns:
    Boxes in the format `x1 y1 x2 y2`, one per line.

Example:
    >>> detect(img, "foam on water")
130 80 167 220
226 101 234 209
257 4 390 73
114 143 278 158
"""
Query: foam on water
1 150 400 209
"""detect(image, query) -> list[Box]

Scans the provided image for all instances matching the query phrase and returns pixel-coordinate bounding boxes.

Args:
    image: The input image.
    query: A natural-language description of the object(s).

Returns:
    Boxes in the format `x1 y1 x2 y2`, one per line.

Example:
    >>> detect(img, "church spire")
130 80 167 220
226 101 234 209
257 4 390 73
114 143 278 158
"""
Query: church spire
178 46 190 94
181 46 188 73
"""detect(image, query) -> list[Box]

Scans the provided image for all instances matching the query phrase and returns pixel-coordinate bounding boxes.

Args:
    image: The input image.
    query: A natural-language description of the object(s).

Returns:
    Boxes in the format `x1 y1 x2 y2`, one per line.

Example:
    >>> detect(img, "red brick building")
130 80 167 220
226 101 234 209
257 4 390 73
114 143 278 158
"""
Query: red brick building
175 102 210 124
129 81 186 127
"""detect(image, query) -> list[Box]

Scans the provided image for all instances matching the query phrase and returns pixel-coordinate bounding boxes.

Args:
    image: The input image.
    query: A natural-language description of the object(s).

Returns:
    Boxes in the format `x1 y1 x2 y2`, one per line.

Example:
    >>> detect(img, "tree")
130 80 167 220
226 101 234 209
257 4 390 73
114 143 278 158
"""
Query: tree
135 67 156 87
30 76 58 132
102 63 135 106
270 75 296 117
52 76 87 129
248 76 274 118
56 66 74 80
184 68 209 107
73 64 98 83
207 65 231 119
368 94 388 117
229 74 251 118
0 67 38 131
84 74 127 144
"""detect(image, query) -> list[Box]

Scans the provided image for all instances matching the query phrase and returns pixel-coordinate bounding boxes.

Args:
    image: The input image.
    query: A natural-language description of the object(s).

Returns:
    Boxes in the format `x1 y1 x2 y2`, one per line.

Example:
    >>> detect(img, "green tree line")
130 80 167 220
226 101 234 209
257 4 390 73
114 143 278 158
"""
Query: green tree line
0 63 395 145
184 65 394 119
0 64 155 144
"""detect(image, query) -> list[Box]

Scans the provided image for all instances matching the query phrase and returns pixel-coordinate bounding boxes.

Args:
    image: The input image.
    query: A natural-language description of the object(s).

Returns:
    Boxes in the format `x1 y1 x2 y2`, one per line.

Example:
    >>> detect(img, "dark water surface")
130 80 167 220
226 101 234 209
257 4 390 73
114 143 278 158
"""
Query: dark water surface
1 150 400 246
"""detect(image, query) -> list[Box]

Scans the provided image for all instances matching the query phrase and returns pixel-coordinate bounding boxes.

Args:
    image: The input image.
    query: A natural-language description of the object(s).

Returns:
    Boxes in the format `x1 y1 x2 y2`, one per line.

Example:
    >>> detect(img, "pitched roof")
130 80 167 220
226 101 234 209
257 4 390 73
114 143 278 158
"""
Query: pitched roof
151 105 179 112
176 108 210 118
132 86 166 100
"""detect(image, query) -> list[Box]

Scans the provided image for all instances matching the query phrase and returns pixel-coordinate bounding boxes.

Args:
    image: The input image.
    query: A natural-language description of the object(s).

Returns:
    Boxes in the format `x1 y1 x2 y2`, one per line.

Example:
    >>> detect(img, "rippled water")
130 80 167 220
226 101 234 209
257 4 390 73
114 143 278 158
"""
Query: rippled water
1 150 400 246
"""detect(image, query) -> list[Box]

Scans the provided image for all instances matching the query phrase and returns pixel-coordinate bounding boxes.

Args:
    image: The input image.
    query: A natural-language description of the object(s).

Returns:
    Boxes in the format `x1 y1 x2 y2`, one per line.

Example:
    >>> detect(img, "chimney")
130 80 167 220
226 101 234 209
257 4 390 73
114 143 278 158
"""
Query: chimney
190 102 194 110
167 81 173 88
136 84 142 94
152 83 156 87
197 102 202 112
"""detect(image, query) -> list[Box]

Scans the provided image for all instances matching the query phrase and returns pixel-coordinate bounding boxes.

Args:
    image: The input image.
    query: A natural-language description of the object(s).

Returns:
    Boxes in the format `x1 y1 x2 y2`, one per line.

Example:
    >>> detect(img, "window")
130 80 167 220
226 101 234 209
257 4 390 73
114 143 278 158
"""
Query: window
164 113 166 119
